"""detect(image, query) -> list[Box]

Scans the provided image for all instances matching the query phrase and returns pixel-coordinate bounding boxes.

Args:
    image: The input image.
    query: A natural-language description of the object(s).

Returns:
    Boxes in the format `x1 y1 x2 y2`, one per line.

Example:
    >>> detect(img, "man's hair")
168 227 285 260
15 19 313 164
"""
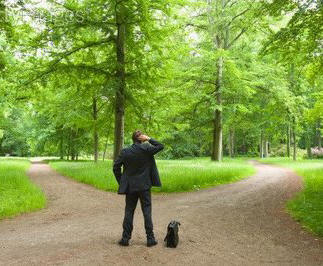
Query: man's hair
132 130 142 143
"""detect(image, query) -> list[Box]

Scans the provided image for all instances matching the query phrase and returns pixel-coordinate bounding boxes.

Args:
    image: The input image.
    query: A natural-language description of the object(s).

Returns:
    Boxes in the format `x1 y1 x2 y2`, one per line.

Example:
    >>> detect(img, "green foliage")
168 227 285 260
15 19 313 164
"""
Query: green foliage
49 157 255 193
262 0 322 70
0 159 46 219
0 0 321 161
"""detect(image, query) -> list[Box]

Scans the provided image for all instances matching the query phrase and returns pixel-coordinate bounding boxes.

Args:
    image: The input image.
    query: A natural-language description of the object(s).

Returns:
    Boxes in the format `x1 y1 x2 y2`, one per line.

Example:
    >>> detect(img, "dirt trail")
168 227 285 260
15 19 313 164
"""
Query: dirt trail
1 161 322 266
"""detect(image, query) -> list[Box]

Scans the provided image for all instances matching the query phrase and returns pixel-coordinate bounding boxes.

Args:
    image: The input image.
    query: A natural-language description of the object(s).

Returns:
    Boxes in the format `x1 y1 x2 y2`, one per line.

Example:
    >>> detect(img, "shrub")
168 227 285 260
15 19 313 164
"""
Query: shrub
311 147 323 159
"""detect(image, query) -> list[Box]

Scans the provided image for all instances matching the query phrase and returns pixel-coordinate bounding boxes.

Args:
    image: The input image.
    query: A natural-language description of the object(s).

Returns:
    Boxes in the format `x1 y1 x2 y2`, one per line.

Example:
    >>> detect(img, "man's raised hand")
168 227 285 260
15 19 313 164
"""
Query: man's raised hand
138 134 150 142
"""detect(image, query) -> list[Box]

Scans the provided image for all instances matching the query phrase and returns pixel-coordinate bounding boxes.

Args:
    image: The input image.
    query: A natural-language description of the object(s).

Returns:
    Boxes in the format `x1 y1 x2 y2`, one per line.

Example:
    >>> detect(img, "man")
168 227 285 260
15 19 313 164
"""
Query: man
113 130 164 247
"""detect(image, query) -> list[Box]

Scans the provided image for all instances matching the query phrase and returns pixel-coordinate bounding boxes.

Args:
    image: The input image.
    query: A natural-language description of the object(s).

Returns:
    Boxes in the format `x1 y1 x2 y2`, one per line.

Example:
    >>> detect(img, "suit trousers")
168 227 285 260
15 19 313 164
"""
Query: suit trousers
122 189 154 240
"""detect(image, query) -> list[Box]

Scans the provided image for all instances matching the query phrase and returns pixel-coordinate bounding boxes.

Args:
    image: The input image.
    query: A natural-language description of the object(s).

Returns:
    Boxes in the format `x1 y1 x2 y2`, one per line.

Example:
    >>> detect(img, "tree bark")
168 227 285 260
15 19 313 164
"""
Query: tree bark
306 125 312 159
264 139 269 158
317 120 322 149
67 129 71 160
292 125 297 161
260 131 263 158
103 137 109 161
287 124 290 157
228 128 234 157
93 97 99 162
71 130 75 161
113 2 126 160
211 55 223 161
59 129 64 160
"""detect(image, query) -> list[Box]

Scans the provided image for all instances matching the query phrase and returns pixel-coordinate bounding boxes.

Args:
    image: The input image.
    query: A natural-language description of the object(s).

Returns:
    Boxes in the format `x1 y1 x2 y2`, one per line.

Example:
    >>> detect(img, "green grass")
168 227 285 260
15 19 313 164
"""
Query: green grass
260 157 323 237
0 159 46 219
49 157 255 193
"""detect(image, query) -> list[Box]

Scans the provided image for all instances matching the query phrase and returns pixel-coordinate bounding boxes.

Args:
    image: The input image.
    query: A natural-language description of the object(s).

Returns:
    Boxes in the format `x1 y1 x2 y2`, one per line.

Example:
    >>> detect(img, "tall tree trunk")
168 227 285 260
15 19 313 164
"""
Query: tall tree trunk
306 125 312 159
93 97 99 162
70 129 77 161
59 129 64 160
229 128 234 157
212 55 223 161
317 120 322 149
260 131 264 158
292 125 297 161
113 2 126 160
71 132 75 161
287 123 290 157
264 139 269 158
103 137 109 161
67 129 71 160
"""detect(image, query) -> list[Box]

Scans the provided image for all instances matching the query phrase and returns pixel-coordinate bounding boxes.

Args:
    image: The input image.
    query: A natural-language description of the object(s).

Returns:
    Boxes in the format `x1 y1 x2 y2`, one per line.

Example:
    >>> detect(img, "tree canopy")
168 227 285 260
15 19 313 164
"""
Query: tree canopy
0 0 322 160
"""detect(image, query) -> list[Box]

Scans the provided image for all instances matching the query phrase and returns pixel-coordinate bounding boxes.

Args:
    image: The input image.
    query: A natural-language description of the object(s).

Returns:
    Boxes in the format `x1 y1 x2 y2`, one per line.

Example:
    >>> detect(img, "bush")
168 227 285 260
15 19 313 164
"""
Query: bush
270 145 286 157
311 147 323 159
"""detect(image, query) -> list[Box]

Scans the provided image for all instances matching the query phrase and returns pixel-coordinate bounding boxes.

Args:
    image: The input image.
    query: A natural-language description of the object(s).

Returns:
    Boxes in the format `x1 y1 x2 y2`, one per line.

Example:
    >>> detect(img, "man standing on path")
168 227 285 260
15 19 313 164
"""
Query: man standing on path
113 130 164 247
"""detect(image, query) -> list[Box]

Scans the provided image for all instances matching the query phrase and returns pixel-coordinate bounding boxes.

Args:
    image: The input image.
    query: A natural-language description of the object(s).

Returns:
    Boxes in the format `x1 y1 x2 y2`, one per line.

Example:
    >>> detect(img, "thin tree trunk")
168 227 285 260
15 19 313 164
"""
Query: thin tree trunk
71 129 77 161
228 129 232 157
260 131 263 158
292 125 297 161
229 128 235 157
113 2 126 160
93 97 99 162
232 129 235 157
59 129 64 160
306 126 312 159
228 133 231 157
317 120 322 149
264 139 269 158
212 55 223 161
103 137 109 161
287 124 290 157
67 129 71 160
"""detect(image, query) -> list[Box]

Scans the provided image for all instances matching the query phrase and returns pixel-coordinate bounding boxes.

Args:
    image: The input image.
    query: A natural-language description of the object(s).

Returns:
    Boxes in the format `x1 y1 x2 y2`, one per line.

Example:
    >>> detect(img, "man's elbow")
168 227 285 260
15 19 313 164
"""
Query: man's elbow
112 167 120 176
157 143 164 152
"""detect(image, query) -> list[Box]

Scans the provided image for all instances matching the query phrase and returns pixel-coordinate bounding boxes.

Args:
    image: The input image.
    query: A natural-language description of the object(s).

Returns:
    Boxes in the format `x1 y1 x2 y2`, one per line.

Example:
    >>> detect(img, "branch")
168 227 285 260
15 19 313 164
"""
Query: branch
227 28 246 48
49 37 114 59
224 0 234 8
228 0 238 8
186 23 207 30
227 8 250 28
17 39 114 88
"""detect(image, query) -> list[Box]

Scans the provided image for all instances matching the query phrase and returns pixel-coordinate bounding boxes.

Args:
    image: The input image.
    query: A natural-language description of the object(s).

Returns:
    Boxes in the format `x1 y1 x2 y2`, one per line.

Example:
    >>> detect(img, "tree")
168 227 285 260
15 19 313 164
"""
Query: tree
184 0 263 161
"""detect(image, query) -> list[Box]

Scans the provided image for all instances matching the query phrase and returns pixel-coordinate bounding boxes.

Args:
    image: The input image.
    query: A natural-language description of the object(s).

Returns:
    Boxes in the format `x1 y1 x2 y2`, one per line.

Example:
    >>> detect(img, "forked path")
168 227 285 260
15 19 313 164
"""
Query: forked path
1 161 322 266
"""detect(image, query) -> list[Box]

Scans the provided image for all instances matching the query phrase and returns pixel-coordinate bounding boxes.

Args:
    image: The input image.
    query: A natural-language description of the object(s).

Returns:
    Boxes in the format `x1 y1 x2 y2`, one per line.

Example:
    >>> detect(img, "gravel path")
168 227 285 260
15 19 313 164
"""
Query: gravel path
0 161 322 266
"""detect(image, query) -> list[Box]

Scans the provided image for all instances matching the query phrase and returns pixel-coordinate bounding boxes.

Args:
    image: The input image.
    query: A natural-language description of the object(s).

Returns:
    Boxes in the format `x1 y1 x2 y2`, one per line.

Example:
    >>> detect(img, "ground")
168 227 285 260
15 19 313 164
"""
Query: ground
0 161 322 266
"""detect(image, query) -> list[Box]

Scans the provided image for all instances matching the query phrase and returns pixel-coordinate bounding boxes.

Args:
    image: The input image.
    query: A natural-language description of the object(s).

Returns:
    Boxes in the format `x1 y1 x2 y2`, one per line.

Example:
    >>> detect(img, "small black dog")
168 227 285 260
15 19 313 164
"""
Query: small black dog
164 220 181 248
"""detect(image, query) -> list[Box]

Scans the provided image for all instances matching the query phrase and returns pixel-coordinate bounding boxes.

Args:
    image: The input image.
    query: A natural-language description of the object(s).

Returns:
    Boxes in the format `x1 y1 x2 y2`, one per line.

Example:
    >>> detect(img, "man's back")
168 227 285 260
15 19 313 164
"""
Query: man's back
113 138 164 194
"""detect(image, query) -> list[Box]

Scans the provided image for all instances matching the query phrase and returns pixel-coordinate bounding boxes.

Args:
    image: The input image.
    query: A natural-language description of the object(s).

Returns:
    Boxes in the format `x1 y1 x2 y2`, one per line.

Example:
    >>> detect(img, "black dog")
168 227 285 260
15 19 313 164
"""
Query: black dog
164 220 181 248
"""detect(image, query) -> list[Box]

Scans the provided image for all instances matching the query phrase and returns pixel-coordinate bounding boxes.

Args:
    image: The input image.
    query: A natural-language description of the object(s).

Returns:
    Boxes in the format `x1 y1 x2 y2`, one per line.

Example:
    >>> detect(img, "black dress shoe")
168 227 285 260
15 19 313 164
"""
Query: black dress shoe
147 239 158 247
118 239 129 246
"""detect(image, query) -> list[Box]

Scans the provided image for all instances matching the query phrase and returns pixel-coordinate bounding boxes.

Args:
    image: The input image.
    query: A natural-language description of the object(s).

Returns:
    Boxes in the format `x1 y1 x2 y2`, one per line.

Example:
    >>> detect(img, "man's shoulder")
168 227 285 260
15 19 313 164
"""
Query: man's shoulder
121 144 142 152
140 142 151 148
121 146 130 153
121 143 152 154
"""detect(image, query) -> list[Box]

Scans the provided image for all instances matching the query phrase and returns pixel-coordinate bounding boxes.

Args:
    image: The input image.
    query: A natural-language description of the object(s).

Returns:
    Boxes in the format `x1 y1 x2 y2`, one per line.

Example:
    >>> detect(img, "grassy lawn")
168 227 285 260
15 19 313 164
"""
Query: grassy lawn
0 159 46 219
260 157 323 237
49 157 255 193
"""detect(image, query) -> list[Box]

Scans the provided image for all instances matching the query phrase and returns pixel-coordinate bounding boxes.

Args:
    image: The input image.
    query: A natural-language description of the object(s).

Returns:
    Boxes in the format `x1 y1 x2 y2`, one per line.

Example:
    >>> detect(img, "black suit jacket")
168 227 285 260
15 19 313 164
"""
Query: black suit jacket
113 138 164 194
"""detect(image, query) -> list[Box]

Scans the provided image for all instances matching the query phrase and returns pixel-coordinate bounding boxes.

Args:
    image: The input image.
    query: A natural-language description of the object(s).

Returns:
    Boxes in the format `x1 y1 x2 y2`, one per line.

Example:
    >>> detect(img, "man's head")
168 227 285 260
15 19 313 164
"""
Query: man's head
132 130 143 143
